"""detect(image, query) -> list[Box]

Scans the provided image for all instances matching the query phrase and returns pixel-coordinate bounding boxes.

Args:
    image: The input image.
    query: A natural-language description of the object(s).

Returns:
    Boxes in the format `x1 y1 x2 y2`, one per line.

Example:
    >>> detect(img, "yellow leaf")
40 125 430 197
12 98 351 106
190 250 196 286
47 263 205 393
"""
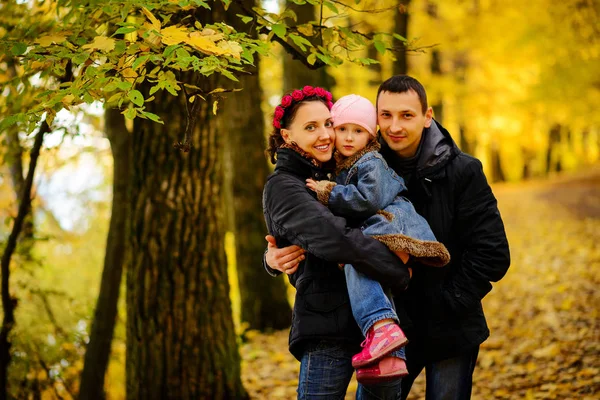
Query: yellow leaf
213 100 218 115
30 60 52 70
217 40 242 59
141 7 161 31
197 28 224 42
160 25 189 46
532 343 560 358
82 36 116 52
36 33 68 47
121 67 138 82
185 34 226 56
62 94 75 105
297 23 314 37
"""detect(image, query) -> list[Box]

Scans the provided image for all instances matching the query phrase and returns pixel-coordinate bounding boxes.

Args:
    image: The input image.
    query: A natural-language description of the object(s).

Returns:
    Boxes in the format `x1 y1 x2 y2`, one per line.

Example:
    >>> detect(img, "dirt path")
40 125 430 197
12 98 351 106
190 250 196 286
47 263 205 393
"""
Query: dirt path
240 168 600 399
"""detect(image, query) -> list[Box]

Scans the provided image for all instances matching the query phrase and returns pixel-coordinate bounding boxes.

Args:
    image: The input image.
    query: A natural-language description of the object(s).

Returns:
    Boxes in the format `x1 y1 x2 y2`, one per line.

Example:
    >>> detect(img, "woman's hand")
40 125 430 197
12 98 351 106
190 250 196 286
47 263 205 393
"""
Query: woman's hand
305 178 317 192
265 235 305 275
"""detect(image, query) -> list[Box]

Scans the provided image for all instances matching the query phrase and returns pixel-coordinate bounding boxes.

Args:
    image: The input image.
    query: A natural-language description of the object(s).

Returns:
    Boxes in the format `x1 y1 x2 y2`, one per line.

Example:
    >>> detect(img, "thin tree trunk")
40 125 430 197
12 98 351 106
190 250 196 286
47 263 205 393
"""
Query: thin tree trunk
126 28 247 398
0 123 47 400
5 62 34 256
546 124 562 174
220 2 292 331
490 143 505 182
393 0 411 76
79 109 131 400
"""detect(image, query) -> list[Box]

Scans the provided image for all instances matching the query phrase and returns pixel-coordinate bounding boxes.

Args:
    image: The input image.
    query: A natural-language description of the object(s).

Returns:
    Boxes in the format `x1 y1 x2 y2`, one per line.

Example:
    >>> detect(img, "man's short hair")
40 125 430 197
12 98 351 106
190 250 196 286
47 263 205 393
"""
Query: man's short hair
377 75 428 114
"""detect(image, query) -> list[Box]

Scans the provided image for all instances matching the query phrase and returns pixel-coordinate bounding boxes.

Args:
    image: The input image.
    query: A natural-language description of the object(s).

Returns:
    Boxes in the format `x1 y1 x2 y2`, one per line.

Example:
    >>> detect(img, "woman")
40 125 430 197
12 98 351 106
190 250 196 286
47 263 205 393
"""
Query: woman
262 86 411 399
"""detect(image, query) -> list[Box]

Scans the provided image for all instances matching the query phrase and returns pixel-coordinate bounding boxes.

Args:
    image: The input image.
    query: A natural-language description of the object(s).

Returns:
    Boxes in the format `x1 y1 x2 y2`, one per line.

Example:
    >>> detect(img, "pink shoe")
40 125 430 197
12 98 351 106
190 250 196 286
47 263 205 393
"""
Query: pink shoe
351 324 408 368
356 356 409 385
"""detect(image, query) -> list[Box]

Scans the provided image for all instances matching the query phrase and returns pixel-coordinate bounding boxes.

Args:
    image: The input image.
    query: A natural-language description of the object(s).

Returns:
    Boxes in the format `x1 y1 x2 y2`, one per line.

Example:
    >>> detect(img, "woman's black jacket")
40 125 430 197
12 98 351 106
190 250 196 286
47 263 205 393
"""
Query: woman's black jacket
262 148 411 360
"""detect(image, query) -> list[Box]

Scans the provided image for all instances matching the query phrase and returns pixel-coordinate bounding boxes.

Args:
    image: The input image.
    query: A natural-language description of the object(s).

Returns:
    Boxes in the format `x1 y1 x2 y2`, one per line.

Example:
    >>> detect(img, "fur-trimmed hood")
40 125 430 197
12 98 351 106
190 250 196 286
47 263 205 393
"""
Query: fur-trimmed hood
334 139 381 176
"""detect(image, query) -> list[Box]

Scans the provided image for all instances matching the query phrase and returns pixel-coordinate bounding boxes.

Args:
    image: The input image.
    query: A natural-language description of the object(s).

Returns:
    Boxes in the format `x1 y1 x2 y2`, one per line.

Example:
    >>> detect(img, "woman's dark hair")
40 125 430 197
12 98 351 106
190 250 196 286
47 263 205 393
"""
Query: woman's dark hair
376 75 428 114
266 95 329 164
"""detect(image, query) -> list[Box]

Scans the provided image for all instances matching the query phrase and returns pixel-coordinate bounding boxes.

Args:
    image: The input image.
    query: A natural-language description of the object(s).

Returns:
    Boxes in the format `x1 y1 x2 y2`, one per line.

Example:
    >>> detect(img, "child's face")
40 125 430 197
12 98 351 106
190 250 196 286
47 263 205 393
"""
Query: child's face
334 123 371 157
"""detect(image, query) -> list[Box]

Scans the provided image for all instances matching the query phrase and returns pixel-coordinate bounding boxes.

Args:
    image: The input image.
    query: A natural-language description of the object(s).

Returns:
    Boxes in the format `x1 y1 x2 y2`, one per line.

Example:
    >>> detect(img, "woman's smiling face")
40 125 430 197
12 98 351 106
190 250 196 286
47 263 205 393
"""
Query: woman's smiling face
281 101 335 163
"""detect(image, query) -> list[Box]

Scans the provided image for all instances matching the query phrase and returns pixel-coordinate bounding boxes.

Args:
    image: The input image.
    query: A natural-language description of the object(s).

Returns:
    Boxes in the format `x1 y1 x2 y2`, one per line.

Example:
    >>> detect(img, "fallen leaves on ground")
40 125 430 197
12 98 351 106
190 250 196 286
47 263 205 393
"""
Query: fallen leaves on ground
241 167 600 399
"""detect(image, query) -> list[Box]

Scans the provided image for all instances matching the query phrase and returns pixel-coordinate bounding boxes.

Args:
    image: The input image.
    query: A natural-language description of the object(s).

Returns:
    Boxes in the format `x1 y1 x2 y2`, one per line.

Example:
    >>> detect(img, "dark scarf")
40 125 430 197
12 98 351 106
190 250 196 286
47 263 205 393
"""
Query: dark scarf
390 130 426 186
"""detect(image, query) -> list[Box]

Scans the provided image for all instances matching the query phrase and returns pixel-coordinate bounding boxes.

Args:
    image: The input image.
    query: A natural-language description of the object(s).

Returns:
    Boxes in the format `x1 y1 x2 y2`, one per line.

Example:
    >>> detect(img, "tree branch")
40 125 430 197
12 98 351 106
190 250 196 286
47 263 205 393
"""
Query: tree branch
232 0 326 70
327 0 401 14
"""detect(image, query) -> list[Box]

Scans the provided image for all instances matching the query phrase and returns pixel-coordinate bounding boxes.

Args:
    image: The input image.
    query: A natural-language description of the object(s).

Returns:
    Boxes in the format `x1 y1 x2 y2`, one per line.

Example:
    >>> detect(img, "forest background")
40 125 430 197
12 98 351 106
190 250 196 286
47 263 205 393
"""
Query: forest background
0 0 598 399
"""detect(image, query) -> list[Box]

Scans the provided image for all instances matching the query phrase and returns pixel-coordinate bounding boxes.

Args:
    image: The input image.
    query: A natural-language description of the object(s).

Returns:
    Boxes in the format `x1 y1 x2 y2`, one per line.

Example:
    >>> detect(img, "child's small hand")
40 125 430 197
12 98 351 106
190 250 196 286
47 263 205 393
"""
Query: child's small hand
306 178 318 192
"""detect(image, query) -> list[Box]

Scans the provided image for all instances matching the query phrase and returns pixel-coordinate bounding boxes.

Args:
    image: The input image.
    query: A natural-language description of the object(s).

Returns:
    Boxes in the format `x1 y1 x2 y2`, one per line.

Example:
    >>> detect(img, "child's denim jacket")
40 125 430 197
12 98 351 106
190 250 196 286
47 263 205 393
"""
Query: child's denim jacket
314 141 450 267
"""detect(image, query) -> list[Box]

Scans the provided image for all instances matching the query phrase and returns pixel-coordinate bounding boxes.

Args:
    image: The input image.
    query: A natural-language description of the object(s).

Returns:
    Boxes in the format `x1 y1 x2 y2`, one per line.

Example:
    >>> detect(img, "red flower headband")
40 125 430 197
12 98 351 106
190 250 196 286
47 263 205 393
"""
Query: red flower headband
273 86 334 129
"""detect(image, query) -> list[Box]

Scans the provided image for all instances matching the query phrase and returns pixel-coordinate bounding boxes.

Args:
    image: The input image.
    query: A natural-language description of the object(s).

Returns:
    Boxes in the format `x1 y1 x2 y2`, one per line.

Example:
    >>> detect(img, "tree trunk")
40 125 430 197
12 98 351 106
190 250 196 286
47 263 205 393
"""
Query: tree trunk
79 109 130 400
546 124 562 174
490 143 505 183
459 125 474 155
126 63 247 400
220 2 292 331
393 0 411 76
0 124 46 400
430 49 444 124
283 1 335 91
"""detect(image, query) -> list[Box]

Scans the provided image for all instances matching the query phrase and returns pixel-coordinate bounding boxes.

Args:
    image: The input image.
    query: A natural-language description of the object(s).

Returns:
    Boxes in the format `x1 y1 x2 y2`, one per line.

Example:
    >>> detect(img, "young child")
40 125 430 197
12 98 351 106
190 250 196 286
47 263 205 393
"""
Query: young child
306 94 450 384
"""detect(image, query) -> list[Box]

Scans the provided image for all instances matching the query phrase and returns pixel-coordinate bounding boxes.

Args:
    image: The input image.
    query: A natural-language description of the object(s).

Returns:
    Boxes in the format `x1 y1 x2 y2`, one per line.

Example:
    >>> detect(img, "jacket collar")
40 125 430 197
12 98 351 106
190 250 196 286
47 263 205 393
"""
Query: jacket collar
275 147 328 179
334 140 380 175
380 119 460 178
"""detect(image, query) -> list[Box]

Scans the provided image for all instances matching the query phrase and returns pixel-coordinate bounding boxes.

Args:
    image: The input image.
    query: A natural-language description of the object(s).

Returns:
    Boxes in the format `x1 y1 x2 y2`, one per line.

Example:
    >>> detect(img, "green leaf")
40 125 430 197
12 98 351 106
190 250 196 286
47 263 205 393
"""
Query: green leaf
117 81 133 90
114 39 127 54
315 52 332 65
128 90 144 106
132 55 150 70
11 43 27 56
237 14 253 24
106 93 123 104
149 85 161 95
176 47 191 59
220 69 239 82
373 40 387 55
241 48 254 64
163 44 179 58
83 92 94 103
289 33 312 52
104 81 119 92
323 1 339 14
393 33 407 42
84 66 98 78
123 107 137 120
0 113 25 130
114 26 138 35
140 111 164 124
271 23 286 39
73 52 89 65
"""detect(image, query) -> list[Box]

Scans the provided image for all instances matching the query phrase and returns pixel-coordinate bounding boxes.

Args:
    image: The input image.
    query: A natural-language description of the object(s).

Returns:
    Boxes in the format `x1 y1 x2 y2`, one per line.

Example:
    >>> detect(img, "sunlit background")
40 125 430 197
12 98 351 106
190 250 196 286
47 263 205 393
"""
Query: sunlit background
1 0 598 398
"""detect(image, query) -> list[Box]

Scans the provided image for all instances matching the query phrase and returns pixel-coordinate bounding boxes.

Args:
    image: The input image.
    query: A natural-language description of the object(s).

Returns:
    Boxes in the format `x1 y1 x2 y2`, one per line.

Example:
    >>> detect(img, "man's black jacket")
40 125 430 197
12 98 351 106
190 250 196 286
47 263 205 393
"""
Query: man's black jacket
380 120 511 362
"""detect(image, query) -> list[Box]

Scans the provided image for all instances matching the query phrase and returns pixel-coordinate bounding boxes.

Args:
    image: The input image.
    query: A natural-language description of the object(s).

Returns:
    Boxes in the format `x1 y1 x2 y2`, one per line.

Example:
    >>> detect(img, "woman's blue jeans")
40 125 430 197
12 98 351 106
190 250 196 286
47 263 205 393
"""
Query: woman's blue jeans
298 340 403 399
345 264 405 360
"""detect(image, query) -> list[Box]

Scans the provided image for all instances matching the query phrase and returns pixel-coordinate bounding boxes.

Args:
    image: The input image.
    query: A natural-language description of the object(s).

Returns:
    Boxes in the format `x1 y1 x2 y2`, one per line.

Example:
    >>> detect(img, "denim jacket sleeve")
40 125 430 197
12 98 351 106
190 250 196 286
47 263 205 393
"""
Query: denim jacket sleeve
328 154 405 219
263 175 410 290
442 158 511 314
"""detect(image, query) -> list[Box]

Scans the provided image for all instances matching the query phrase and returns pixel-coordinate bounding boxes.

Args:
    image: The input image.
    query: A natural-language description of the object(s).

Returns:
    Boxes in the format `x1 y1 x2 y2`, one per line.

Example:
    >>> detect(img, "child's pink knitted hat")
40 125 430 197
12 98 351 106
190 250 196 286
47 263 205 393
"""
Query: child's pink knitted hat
330 94 377 136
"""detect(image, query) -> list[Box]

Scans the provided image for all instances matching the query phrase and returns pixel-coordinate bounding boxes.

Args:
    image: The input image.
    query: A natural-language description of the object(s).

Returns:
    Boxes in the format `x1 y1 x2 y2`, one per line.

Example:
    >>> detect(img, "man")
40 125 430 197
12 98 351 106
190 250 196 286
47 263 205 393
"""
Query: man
266 75 510 399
